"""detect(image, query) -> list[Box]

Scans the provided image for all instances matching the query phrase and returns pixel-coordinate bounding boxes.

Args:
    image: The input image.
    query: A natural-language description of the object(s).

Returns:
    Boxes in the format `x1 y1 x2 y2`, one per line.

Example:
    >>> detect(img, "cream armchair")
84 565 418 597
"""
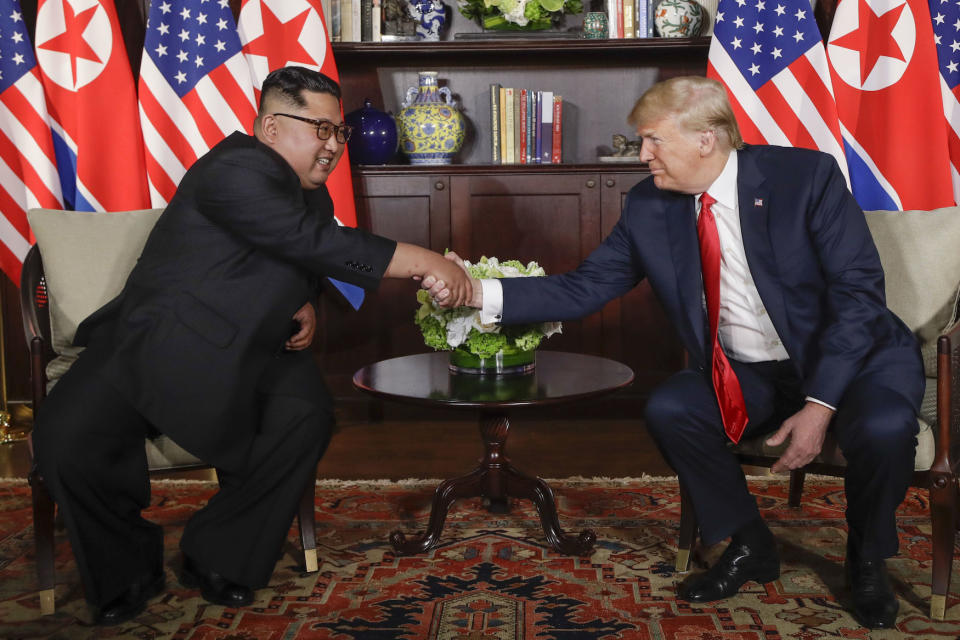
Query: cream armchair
674 205 960 621
23 208 319 615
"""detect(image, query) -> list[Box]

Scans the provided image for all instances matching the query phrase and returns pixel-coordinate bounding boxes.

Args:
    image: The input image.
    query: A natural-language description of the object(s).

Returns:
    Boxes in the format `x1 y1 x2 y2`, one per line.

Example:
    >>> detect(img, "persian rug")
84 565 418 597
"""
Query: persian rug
0 475 958 639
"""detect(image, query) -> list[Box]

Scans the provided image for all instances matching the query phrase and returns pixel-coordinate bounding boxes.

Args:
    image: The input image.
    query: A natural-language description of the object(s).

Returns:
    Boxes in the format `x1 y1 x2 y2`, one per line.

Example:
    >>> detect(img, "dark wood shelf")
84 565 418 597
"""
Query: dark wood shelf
353 162 647 175
332 37 711 60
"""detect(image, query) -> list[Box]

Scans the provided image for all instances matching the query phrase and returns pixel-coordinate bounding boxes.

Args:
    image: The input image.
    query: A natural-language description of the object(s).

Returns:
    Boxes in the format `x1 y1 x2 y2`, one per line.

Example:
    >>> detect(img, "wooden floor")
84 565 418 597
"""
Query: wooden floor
0 401 674 481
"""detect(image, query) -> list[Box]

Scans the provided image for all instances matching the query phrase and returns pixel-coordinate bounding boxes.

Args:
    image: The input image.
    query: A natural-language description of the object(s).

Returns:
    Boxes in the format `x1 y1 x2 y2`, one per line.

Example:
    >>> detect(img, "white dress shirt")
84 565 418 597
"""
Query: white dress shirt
479 150 834 410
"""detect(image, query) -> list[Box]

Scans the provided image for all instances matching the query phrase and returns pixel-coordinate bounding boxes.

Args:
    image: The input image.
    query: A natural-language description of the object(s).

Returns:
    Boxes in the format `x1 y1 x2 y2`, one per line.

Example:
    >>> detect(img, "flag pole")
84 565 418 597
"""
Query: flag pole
0 286 20 445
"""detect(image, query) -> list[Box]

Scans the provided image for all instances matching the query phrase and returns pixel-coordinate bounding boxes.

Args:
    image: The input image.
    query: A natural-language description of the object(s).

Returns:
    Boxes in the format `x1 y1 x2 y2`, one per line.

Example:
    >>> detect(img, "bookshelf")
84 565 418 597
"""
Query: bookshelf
318 37 709 405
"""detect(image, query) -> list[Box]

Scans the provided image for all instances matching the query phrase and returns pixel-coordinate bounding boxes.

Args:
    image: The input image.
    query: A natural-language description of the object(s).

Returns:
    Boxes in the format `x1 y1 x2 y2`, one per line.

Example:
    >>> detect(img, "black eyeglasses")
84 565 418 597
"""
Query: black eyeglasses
273 113 353 143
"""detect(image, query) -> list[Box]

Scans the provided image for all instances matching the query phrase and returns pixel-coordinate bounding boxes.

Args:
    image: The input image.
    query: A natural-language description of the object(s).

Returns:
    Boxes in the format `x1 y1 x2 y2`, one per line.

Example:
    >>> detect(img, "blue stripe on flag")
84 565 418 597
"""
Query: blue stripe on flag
328 278 365 311
842 140 898 212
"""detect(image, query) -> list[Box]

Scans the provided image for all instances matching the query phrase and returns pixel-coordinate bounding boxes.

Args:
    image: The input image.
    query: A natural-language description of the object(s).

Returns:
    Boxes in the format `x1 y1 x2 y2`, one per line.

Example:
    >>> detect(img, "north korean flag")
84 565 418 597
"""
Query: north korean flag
34 0 149 211
827 0 954 210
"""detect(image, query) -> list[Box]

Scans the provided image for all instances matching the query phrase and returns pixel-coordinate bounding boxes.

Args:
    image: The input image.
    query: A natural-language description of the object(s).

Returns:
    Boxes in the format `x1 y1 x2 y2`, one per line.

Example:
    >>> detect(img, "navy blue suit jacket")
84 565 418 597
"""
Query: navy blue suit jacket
502 145 922 410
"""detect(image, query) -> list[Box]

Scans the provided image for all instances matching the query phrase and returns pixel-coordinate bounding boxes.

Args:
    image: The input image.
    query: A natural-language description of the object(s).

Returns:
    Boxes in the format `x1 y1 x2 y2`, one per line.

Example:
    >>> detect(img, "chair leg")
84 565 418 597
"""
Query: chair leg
676 483 698 573
788 469 806 508
929 478 957 621
29 468 56 615
298 479 318 573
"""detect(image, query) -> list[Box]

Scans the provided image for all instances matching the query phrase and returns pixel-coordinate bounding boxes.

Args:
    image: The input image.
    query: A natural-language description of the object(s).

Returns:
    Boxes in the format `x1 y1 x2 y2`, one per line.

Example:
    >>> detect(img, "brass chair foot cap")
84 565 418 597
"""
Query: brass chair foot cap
39 589 54 616
304 549 318 573
675 549 691 573
931 594 946 620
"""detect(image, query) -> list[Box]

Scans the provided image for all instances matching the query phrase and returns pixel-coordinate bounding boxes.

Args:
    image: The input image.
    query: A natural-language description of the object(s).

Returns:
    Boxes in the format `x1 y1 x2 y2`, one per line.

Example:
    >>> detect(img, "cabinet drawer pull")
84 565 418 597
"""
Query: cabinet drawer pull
606 179 616 187
434 181 445 191
586 179 596 188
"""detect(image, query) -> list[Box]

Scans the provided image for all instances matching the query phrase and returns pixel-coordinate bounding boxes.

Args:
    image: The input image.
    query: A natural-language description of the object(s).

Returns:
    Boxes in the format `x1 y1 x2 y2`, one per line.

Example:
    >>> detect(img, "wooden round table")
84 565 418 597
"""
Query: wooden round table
353 350 634 557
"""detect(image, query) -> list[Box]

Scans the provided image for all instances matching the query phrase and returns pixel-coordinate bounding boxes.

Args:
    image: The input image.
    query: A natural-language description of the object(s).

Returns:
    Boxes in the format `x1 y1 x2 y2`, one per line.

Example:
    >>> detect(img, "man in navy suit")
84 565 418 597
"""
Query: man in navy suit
429 76 923 629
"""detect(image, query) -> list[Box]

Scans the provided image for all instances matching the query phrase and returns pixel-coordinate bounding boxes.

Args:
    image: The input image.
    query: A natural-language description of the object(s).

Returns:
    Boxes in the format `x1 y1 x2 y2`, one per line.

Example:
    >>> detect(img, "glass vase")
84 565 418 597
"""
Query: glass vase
448 347 536 375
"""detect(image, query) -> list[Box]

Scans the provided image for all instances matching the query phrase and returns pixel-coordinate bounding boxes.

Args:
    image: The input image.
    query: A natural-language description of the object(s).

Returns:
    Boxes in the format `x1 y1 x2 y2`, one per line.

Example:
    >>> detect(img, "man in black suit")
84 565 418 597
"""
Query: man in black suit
431 76 923 629
33 66 468 625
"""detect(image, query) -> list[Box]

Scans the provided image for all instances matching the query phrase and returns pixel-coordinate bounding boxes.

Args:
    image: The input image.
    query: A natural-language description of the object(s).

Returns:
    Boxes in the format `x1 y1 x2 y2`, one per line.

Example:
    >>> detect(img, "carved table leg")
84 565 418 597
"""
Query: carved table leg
391 410 595 557
503 462 596 556
390 466 485 555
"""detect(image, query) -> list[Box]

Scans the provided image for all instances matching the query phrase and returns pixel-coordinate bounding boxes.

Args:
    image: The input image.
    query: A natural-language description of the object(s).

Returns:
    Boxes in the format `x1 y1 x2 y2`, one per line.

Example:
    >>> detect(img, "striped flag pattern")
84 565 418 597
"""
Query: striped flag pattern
707 0 850 183
0 0 62 283
930 0 960 204
139 0 257 207
35 0 149 212
827 0 953 211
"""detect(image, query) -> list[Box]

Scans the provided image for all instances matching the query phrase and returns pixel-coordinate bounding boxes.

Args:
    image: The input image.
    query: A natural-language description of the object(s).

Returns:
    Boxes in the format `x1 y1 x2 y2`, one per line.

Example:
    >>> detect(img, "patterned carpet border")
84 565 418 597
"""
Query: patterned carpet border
0 476 956 639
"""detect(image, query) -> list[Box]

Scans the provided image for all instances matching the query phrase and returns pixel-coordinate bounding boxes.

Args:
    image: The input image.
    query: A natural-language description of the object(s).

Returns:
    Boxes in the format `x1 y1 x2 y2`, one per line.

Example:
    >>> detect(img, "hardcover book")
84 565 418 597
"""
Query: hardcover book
540 91 553 164
490 83 501 164
499 86 508 165
361 0 372 41
551 96 562 164
504 88 515 164
519 88 528 164
534 91 542 164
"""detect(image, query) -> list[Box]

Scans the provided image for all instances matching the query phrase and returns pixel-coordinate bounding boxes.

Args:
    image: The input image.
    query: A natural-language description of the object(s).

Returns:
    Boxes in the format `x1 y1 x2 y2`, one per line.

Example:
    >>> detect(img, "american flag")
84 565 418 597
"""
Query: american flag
238 0 364 308
139 0 257 206
0 0 62 283
707 0 849 183
930 0 960 203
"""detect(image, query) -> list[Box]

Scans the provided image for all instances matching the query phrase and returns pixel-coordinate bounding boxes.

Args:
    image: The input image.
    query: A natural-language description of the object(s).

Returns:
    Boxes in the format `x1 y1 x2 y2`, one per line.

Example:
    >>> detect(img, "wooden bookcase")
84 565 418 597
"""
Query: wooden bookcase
319 38 710 406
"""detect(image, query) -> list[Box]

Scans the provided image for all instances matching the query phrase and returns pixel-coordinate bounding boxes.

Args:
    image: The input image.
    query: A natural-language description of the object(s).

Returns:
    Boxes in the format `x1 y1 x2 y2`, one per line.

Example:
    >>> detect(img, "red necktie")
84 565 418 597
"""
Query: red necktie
697 193 748 443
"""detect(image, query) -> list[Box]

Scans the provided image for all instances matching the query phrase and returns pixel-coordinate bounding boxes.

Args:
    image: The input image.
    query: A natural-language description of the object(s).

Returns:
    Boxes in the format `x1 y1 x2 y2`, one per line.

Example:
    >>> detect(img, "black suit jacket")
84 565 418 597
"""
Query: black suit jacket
75 132 397 471
502 145 923 412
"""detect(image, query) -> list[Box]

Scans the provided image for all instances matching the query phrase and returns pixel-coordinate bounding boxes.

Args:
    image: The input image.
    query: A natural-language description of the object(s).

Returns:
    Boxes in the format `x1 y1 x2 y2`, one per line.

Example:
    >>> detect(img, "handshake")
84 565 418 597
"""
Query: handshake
418 251 483 309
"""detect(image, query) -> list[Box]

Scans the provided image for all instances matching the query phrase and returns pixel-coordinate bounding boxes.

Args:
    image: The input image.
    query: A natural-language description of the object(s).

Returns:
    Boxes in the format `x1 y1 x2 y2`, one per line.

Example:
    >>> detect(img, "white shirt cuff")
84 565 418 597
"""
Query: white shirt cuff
805 396 837 412
480 279 504 325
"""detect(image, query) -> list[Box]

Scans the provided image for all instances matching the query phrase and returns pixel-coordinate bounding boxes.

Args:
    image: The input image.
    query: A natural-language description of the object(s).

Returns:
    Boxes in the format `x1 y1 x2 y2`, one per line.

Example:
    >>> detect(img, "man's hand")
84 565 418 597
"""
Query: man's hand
285 301 316 351
421 251 483 308
766 402 834 473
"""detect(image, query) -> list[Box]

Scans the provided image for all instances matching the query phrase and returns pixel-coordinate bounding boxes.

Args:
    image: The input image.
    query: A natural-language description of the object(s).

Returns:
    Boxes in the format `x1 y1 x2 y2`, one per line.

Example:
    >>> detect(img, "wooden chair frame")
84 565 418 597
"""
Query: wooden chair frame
21 245 319 615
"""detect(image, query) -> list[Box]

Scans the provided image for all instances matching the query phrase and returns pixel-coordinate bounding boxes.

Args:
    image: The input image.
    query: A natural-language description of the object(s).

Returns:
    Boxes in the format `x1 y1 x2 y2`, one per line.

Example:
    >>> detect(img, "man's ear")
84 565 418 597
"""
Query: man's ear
698 130 716 155
259 114 278 142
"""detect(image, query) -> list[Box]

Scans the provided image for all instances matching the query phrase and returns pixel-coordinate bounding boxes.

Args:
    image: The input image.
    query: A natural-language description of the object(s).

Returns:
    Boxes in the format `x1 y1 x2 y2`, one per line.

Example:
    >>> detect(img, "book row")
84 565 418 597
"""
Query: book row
490 85 563 165
606 0 657 39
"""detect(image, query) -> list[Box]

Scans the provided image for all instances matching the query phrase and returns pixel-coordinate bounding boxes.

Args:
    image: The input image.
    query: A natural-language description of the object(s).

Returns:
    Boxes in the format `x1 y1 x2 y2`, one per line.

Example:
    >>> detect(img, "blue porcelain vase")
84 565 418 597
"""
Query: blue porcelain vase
345 98 398 165
396 71 465 165
406 0 446 40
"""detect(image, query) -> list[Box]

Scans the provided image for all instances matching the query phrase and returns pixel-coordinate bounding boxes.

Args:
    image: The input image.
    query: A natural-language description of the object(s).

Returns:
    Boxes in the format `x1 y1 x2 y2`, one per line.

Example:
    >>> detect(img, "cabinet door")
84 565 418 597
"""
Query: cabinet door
319 173 451 386
449 172 603 354
600 172 684 390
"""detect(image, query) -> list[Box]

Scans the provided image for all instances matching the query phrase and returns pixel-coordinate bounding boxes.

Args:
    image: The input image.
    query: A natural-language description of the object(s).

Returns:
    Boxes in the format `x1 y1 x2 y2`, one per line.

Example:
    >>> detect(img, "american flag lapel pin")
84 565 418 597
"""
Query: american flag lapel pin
754 198 764 207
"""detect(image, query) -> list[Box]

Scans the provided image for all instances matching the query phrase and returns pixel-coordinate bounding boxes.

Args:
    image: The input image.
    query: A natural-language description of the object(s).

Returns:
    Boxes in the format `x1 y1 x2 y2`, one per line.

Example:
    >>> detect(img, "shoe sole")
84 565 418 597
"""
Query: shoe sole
681 567 781 603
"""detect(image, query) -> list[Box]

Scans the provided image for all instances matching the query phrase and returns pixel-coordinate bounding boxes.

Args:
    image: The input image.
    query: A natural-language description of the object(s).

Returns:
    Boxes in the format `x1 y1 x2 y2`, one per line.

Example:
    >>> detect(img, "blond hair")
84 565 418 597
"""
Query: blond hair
627 76 744 151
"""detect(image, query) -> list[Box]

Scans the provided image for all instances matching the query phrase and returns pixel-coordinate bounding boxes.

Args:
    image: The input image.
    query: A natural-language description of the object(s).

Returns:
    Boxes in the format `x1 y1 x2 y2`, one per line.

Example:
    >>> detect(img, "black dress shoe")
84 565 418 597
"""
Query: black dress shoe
95 571 165 626
680 539 780 603
180 556 254 607
846 557 898 629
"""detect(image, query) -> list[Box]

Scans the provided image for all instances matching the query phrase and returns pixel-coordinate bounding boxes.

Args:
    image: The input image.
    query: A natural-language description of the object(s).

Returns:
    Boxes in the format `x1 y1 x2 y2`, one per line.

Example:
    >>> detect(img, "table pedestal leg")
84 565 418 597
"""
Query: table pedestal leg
390 411 596 557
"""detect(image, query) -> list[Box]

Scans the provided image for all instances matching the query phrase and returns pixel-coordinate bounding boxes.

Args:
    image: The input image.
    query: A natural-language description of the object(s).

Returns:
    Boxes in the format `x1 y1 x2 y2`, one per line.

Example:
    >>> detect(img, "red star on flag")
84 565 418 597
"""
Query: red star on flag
831 0 907 84
37 0 102 88
243 3 315 71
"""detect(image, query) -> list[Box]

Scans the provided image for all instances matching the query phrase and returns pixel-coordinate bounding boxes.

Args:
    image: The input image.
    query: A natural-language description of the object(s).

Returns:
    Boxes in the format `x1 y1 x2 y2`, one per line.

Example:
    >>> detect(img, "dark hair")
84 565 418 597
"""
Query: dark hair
258 66 341 113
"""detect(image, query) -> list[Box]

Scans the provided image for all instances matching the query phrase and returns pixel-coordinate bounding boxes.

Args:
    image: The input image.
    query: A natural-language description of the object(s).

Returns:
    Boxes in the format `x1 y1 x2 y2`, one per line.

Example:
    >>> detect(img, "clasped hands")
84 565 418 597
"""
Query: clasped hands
419 251 482 308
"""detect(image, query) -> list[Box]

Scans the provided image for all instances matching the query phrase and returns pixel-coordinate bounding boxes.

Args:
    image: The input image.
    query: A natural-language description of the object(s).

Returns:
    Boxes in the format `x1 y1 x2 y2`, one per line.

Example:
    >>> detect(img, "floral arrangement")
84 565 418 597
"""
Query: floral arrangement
456 0 582 30
415 256 562 358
